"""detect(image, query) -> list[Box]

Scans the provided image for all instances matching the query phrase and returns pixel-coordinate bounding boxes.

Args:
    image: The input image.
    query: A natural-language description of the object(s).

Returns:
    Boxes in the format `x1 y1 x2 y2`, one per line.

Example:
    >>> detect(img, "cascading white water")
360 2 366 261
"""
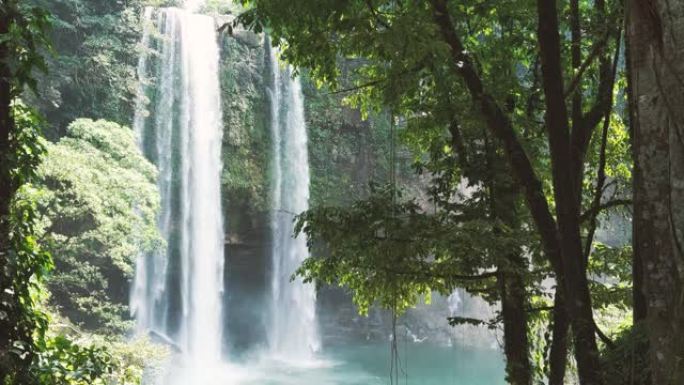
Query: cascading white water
267 44 320 362
180 8 225 363
130 6 161 334
130 4 225 373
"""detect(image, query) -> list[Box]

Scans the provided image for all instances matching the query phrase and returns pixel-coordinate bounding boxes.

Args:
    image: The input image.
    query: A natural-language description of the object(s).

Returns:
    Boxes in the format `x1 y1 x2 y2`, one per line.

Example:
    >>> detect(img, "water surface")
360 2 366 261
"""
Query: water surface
162 341 506 385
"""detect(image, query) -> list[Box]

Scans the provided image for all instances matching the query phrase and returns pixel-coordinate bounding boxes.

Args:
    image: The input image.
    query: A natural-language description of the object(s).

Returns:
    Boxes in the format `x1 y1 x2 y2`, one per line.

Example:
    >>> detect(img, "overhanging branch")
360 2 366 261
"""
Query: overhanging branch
579 199 632 223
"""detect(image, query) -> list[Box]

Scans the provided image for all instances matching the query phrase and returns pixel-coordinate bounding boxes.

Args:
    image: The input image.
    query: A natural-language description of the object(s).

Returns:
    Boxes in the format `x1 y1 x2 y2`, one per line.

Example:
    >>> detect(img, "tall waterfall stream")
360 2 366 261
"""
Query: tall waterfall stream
131 6 226 383
267 44 321 362
129 3 505 385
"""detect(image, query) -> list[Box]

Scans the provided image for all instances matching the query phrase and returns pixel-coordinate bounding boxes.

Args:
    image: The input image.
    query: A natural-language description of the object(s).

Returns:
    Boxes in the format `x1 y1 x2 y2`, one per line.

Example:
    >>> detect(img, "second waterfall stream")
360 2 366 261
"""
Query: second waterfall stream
266 43 321 363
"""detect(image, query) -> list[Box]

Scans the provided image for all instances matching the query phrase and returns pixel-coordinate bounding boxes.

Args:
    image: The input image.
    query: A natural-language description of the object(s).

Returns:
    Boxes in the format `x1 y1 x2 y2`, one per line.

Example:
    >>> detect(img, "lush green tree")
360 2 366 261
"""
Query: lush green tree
33 334 114 385
33 119 160 332
0 2 163 383
33 320 168 385
2 113 160 385
0 1 51 380
237 1 630 384
23 0 178 138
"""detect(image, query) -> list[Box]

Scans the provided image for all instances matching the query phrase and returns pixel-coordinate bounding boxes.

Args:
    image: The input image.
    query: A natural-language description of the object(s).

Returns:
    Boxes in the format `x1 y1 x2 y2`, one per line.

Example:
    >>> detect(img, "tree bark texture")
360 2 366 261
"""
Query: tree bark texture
486 145 533 385
535 1 603 383
548 291 569 385
628 0 684 383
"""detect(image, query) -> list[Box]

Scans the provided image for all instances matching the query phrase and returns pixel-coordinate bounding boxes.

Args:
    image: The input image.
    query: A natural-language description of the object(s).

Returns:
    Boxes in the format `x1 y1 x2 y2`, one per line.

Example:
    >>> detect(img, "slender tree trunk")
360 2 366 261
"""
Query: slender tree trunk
453 119 533 385
628 0 684 383
535 1 603 382
488 153 533 385
498 261 533 385
548 290 569 385
626 23 648 323
623 0 649 327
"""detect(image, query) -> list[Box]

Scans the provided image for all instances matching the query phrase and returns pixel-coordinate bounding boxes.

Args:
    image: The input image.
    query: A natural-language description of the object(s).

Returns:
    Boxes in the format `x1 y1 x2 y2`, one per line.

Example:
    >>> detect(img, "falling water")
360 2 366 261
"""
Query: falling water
447 291 462 317
130 6 161 334
130 5 225 371
267 44 320 361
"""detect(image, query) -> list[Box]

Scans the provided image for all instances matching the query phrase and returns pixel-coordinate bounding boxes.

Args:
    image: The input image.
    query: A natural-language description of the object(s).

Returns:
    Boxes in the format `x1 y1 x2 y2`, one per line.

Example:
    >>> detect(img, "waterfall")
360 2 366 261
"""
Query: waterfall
130 6 225 369
267 44 320 361
130 6 160 334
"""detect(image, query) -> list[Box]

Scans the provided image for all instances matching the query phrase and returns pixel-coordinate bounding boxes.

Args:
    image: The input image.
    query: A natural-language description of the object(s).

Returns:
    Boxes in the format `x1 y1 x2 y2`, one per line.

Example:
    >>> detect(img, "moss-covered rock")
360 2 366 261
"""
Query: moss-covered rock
219 30 271 241
302 76 396 208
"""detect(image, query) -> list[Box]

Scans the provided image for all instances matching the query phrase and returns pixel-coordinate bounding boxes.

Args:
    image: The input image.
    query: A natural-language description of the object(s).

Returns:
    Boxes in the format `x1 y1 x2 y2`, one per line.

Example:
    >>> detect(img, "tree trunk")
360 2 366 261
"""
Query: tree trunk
488 151 533 385
535 1 603 383
498 261 533 385
628 0 684 383
548 290 569 385
623 0 648 327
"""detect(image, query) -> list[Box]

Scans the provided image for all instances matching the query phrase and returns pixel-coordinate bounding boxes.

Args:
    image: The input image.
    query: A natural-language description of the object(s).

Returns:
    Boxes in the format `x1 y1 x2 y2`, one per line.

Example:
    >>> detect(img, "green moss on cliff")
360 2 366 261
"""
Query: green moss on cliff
219 31 271 239
302 76 395 208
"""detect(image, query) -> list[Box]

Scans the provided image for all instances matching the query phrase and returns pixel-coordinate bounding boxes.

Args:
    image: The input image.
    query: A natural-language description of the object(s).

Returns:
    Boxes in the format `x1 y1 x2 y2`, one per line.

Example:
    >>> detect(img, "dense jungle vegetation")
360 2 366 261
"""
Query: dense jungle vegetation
0 0 683 384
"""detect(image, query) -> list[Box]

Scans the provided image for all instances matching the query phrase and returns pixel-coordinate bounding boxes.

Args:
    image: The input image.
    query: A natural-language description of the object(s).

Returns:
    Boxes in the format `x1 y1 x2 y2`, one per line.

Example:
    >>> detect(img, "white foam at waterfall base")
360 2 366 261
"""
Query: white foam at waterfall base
154 340 505 385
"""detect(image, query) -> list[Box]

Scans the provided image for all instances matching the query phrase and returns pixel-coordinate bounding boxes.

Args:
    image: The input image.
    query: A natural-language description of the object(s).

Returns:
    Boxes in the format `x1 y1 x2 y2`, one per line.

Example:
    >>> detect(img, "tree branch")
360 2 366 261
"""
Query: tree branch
448 316 498 327
217 22 232 34
527 305 555 313
385 267 499 282
537 1 606 382
569 0 586 203
583 30 622 262
325 66 421 95
364 0 391 30
571 5 621 192
579 199 632 223
448 117 470 171
563 31 611 99
570 0 583 153
594 320 615 349
325 77 389 95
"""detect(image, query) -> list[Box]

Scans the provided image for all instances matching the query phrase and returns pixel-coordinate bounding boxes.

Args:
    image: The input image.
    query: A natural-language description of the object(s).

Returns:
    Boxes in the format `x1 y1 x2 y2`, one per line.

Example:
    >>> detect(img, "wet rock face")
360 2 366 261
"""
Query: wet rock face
218 30 270 241
233 30 262 48
224 236 271 355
